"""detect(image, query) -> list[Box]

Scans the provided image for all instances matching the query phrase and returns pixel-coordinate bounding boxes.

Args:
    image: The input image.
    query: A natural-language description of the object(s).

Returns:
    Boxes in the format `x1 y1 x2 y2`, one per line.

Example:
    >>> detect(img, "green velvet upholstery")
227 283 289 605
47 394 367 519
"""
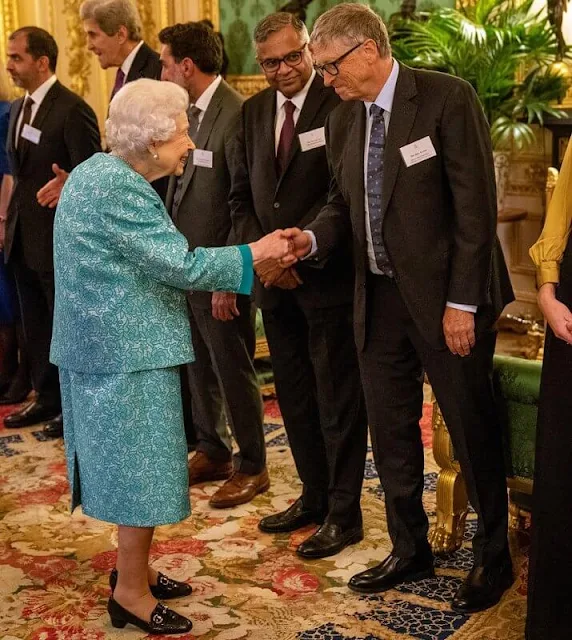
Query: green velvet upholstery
492 354 541 483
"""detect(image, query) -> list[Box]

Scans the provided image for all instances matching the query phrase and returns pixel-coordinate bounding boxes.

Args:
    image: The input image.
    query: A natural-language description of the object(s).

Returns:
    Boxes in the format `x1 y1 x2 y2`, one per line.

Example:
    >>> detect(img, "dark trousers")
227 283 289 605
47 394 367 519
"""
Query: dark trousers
263 293 368 527
360 275 508 565
11 260 60 409
187 296 265 475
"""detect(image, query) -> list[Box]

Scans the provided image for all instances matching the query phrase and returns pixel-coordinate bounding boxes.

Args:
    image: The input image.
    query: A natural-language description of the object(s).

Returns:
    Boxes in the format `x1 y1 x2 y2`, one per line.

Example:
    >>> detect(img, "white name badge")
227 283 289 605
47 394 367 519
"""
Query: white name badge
21 124 42 145
299 127 326 152
400 136 436 167
193 149 213 169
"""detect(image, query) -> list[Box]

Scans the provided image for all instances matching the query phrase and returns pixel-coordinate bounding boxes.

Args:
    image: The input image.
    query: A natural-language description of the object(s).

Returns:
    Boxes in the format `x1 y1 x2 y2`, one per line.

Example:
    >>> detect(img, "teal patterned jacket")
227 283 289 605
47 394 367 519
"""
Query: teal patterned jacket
50 153 253 373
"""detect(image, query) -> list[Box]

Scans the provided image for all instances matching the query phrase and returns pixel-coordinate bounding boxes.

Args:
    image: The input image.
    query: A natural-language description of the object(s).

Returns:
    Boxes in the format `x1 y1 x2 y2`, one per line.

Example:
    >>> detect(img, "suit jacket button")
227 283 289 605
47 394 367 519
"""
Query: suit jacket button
273 202 280 209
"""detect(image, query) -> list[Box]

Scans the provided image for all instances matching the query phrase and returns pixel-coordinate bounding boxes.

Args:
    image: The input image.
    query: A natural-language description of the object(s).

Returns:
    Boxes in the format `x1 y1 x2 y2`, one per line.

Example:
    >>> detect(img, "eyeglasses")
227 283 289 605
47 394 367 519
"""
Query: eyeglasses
314 41 365 78
259 46 307 73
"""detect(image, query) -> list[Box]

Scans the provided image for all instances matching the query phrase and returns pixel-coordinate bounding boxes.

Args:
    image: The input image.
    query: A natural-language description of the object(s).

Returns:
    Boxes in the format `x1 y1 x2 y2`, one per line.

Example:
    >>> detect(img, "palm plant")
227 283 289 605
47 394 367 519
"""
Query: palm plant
390 0 571 150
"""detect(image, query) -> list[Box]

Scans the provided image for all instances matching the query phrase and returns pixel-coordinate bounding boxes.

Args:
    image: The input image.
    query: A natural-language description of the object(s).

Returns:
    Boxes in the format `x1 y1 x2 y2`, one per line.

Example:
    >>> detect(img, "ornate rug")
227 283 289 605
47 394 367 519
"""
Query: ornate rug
0 399 528 640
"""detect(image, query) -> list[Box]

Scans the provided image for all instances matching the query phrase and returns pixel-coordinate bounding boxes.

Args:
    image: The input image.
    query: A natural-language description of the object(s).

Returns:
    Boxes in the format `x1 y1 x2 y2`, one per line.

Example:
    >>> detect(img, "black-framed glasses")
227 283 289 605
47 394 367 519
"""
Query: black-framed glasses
314 41 365 78
259 46 307 73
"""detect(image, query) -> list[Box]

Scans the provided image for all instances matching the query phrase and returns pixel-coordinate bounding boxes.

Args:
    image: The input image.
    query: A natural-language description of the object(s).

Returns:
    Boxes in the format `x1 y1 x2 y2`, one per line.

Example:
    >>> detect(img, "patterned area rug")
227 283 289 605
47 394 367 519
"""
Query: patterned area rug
0 399 528 640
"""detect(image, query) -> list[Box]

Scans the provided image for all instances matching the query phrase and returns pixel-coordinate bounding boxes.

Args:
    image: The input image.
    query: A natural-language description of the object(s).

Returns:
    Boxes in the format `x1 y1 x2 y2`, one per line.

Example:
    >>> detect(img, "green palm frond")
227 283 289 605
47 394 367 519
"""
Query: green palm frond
390 0 571 150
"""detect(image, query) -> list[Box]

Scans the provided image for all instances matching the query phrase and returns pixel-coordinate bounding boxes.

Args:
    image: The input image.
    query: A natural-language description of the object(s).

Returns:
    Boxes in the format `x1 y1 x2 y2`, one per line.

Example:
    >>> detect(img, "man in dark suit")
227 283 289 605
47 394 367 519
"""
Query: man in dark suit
159 22 268 508
230 12 368 558
4 27 101 436
284 3 514 613
37 0 164 209
80 0 161 96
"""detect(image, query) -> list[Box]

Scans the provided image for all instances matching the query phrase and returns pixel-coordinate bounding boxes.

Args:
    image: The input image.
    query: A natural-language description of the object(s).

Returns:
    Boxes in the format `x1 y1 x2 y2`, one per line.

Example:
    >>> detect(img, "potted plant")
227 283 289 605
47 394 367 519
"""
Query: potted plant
390 0 570 210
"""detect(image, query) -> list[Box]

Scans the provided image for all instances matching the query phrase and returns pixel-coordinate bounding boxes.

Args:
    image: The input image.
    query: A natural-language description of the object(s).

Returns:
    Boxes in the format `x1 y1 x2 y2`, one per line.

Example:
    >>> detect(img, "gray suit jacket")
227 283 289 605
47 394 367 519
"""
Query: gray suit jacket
166 79 244 308
307 63 514 350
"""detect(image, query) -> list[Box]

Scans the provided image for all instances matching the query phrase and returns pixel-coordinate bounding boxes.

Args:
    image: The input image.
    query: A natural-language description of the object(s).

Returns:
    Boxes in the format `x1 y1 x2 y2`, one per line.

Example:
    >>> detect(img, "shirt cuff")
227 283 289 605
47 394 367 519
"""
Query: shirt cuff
236 244 254 295
536 262 560 288
446 301 477 313
301 230 318 260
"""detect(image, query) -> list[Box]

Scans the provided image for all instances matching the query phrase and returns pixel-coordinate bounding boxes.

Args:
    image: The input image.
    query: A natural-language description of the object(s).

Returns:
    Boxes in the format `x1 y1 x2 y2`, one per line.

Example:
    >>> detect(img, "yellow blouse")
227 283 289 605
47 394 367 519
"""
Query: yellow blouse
529 136 572 287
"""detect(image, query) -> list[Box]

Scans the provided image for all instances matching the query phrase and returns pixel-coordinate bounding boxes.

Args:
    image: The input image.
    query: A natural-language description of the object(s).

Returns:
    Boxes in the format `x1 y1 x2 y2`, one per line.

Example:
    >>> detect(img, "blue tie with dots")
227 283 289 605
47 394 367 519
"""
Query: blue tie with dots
367 104 393 276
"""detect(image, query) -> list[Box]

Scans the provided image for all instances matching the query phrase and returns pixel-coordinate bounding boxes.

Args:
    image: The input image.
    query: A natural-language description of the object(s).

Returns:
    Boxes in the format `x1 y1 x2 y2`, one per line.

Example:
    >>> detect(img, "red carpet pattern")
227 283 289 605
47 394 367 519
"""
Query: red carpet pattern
0 400 528 639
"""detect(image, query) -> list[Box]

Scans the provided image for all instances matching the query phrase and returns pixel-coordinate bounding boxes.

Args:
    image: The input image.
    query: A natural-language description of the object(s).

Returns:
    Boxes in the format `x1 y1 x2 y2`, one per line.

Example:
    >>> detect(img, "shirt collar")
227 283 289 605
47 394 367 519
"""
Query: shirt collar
26 74 57 107
120 40 144 76
194 75 222 114
364 59 399 116
276 69 316 113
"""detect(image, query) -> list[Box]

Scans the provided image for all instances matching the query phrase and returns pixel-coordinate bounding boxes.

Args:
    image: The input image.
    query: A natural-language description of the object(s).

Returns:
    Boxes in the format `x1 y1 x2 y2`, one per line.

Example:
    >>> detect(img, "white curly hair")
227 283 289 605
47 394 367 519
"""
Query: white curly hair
106 78 189 159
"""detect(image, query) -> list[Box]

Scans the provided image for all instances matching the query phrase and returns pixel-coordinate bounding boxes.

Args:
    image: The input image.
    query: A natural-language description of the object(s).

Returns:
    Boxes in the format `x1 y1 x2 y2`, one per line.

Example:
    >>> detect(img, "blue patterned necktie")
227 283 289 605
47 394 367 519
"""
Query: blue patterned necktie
367 104 393 276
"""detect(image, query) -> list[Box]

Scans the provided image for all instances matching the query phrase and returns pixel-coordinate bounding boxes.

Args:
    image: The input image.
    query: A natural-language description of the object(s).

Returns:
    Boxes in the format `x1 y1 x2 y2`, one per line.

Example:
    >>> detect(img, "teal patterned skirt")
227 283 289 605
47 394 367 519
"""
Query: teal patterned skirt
59 367 191 527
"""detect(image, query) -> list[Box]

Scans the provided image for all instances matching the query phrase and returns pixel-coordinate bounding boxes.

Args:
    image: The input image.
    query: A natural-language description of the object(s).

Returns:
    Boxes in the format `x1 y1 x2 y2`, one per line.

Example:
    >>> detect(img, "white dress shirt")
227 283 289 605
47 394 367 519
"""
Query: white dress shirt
192 75 223 130
15 74 58 149
120 40 144 79
274 70 316 153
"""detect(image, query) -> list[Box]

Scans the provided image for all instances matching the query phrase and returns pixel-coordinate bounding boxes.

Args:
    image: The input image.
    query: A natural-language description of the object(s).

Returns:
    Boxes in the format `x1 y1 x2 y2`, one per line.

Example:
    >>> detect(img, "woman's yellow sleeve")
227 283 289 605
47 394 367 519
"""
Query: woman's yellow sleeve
529 136 572 287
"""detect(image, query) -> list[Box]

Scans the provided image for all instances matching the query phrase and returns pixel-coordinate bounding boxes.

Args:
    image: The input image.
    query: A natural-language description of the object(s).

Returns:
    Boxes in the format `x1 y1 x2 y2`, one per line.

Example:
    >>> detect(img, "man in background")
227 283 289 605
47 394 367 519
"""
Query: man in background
159 22 268 508
5 27 100 437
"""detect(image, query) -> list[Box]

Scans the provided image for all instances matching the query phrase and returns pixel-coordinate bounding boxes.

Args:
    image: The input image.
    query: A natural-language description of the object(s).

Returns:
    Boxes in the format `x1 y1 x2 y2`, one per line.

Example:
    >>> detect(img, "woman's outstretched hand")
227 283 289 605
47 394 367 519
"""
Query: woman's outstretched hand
249 230 297 265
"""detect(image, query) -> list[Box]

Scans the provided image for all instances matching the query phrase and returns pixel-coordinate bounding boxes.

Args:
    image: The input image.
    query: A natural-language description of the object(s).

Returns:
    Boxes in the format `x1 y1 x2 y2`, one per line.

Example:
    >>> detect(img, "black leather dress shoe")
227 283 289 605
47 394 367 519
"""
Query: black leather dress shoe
4 400 60 428
110 568 193 600
43 414 63 439
296 522 364 559
108 598 192 634
348 552 435 593
451 562 513 613
258 498 325 533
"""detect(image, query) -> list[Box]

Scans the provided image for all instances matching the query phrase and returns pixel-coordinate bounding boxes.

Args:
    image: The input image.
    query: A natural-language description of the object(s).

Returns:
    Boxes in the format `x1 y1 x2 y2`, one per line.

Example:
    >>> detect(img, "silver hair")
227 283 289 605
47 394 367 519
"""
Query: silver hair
310 3 391 58
80 0 142 41
254 12 309 46
106 79 189 158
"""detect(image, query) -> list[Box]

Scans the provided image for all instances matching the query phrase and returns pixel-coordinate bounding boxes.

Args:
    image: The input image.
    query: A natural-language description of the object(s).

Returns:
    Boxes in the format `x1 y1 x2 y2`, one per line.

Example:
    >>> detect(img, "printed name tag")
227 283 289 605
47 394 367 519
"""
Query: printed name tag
21 124 42 145
193 149 213 168
399 136 436 167
299 127 326 152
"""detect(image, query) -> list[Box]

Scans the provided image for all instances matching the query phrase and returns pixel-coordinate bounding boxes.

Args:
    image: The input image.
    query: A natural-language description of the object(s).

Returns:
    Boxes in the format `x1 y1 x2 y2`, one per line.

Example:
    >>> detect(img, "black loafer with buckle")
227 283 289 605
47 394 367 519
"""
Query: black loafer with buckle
109 568 193 600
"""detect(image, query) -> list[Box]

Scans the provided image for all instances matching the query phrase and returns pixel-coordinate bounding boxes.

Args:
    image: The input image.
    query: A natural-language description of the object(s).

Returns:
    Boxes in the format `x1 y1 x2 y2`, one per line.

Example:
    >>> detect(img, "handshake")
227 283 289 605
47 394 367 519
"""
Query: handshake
248 228 312 290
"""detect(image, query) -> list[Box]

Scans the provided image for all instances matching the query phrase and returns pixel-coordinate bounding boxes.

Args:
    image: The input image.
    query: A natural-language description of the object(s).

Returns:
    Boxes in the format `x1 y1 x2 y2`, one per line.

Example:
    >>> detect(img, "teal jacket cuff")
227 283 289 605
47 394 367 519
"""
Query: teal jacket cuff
237 244 254 295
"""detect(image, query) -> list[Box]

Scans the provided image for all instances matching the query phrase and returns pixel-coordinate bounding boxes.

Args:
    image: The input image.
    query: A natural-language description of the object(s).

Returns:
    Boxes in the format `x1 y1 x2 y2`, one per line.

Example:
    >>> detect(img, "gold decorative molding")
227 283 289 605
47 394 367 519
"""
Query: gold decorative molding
227 74 268 98
137 0 158 50
200 0 220 31
1 0 19 66
64 0 91 97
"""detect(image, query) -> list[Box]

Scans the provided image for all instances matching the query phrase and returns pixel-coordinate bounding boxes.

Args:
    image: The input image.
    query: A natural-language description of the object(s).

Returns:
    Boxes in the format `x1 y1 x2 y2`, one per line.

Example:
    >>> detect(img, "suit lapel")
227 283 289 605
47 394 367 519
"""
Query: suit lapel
19 81 61 167
381 64 418 218
176 82 225 206
126 43 150 82
276 75 325 190
260 89 278 192
7 97 23 174
346 104 367 249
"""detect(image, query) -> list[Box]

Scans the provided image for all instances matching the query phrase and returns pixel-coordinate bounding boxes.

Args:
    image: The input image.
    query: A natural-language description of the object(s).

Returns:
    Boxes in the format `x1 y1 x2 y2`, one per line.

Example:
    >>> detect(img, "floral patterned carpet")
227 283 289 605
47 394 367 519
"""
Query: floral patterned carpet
0 398 528 640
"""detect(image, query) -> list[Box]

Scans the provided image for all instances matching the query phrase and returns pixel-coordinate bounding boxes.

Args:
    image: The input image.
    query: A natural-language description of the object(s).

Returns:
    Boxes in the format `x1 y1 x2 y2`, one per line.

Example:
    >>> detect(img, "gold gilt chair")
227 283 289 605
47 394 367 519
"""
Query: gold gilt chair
428 167 557 555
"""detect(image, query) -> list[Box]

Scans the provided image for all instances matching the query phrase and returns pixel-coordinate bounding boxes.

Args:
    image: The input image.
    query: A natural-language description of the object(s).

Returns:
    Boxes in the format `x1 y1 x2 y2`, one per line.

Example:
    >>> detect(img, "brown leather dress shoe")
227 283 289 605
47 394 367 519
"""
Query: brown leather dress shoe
188 451 232 486
209 469 270 508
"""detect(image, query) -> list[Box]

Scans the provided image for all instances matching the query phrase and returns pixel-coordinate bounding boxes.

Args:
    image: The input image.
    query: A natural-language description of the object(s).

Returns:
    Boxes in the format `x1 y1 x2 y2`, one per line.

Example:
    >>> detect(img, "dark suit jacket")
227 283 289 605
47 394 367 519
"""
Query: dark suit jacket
166 79 244 308
229 75 354 310
6 80 101 271
125 41 162 84
307 63 514 350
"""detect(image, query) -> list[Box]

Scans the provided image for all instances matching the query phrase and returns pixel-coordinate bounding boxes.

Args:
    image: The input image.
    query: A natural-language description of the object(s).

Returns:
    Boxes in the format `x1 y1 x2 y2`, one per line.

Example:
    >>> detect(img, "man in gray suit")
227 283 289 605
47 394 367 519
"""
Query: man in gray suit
159 22 268 509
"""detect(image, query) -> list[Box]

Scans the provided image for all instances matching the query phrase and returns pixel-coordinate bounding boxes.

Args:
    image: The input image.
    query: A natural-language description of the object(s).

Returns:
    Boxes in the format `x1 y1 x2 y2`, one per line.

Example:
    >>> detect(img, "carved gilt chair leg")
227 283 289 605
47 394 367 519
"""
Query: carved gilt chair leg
428 399 469 556
508 499 528 532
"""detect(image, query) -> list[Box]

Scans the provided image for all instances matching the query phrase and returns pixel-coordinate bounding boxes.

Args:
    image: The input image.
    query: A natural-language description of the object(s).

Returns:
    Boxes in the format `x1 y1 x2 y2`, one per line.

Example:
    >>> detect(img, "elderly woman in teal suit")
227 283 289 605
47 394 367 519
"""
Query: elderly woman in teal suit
50 78 291 635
